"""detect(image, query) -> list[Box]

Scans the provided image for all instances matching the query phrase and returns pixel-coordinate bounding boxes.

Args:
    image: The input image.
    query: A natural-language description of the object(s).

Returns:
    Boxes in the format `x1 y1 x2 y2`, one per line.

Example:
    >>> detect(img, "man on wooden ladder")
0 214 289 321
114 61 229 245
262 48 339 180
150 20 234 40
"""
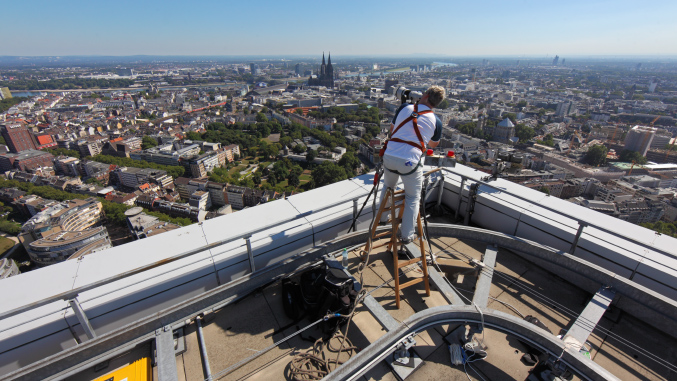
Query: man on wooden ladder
379 85 446 243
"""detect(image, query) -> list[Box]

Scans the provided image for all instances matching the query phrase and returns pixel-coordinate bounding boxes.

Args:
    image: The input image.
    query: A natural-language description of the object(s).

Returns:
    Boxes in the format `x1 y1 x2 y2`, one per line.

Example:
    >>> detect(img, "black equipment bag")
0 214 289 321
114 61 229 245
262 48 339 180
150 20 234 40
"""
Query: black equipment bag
281 265 358 330
281 278 303 321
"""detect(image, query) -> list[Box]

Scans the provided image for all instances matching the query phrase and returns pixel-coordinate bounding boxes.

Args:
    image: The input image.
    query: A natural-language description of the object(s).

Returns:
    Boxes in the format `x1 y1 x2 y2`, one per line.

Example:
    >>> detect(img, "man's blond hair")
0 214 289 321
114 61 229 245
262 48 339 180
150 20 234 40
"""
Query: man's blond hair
425 85 446 108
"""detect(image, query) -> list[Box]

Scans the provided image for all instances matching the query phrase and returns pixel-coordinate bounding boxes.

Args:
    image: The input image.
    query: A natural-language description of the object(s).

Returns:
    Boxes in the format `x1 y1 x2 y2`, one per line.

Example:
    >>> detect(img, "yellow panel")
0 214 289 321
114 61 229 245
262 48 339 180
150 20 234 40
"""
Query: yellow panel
92 357 150 381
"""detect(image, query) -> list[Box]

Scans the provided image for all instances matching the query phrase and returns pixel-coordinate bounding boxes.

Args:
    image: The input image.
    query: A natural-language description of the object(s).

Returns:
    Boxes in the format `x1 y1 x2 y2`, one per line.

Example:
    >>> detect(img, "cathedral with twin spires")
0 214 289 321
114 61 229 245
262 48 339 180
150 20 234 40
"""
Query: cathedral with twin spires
308 52 335 88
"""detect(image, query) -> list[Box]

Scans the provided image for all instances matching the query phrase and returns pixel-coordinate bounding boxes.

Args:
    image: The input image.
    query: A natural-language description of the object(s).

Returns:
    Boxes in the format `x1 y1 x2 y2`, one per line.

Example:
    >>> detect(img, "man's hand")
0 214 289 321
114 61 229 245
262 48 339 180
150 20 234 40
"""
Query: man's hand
429 140 440 148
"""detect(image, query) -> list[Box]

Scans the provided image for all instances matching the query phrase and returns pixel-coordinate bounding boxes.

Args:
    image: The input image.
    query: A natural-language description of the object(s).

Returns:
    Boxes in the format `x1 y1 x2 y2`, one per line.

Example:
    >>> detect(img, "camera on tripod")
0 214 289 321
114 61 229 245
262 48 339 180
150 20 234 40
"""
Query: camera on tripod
395 86 422 104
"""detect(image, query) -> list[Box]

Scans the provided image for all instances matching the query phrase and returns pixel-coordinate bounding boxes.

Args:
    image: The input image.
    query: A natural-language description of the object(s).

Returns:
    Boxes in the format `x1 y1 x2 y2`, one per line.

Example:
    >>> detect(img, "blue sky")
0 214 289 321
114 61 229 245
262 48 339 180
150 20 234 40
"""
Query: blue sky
2 0 676 56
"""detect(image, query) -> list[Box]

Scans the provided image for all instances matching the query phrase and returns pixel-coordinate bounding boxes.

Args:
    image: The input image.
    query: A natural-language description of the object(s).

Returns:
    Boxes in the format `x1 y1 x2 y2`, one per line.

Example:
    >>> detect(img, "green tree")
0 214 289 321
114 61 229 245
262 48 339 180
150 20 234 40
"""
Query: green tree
0 219 21 235
253 172 262 186
265 143 280 159
619 149 648 165
338 152 361 176
306 149 317 162
256 112 269 123
503 113 517 125
268 172 278 186
538 186 550 195
311 162 348 188
46 147 81 158
288 172 300 187
280 136 293 148
292 144 306 154
142 135 158 150
585 144 608 167
538 134 554 147
186 131 201 141
515 124 535 142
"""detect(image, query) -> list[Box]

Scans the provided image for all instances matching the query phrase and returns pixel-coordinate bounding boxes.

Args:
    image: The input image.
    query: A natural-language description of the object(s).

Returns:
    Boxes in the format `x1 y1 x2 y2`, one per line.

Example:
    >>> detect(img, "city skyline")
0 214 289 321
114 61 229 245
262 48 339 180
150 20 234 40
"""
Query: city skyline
2 0 677 57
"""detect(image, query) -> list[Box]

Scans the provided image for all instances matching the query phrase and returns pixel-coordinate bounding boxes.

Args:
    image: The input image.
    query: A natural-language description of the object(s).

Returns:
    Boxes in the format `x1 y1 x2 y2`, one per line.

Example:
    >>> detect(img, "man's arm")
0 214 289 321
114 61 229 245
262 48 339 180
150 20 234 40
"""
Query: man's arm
427 115 443 148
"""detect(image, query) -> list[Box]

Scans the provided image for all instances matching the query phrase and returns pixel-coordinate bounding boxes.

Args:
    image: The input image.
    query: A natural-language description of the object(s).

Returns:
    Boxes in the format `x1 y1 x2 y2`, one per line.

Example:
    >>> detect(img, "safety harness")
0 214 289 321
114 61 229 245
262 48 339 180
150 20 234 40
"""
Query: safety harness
379 103 433 175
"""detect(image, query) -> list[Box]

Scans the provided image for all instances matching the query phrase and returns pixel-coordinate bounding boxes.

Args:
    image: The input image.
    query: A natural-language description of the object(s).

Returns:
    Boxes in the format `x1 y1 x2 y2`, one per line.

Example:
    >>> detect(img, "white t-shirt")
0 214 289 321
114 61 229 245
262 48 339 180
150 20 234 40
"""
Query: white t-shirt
386 103 442 163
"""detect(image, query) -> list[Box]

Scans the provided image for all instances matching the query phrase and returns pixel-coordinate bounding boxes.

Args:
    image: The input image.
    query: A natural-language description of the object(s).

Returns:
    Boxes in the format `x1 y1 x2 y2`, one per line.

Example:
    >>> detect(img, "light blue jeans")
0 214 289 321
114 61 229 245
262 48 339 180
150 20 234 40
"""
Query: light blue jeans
379 154 423 242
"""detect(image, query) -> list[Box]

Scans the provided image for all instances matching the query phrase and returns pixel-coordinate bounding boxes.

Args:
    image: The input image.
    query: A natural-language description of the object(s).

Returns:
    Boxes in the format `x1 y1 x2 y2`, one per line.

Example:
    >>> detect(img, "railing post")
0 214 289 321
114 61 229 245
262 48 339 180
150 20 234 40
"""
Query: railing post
455 177 466 221
436 172 445 208
353 199 358 221
68 297 96 340
570 222 588 255
245 235 255 272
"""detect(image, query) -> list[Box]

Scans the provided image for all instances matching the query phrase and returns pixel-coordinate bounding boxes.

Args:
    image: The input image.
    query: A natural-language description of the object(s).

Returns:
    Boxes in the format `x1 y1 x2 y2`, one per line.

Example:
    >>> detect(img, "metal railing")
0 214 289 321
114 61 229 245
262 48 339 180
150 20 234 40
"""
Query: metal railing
440 167 675 259
0 187 373 325
2 165 674 339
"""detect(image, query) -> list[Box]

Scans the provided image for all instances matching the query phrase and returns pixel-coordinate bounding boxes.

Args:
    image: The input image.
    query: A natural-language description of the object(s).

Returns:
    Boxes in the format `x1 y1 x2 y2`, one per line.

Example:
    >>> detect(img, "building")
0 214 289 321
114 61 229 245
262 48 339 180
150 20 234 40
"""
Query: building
223 144 240 162
624 125 656 156
18 198 106 266
616 199 665 224
34 134 57 150
555 101 576 117
187 152 221 178
153 199 203 221
493 118 515 143
595 186 633 203
54 156 81 177
175 178 229 206
0 258 19 279
189 191 211 210
125 207 180 240
523 179 565 198
226 185 247 210
131 143 200 166
0 87 11 100
0 150 54 173
307 53 335 88
12 195 58 217
0 188 26 204
77 140 103 158
26 227 112 267
0 121 37 153
115 167 168 189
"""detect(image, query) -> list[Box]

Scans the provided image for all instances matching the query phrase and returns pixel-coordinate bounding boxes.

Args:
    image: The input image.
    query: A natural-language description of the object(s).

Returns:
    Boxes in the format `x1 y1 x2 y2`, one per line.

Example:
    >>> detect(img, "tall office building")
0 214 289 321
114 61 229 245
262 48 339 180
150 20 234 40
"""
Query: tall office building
0 122 37 153
555 101 576 117
624 125 656 157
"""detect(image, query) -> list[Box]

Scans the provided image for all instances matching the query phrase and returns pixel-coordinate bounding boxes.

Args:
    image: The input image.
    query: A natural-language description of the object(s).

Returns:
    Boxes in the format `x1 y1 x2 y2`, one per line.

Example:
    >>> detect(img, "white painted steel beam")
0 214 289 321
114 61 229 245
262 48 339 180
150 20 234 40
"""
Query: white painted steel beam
472 245 498 308
155 325 179 381
564 287 616 350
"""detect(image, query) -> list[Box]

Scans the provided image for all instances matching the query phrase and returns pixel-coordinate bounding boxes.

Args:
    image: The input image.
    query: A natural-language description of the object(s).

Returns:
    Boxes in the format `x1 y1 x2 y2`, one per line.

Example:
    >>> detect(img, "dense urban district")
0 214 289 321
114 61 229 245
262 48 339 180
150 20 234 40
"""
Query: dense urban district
1 55 677 277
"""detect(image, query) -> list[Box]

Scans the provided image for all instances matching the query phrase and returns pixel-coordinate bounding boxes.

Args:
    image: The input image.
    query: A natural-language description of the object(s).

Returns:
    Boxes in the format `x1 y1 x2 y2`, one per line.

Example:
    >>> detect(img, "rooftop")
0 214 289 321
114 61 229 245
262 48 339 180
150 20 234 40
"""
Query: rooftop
1 164 676 380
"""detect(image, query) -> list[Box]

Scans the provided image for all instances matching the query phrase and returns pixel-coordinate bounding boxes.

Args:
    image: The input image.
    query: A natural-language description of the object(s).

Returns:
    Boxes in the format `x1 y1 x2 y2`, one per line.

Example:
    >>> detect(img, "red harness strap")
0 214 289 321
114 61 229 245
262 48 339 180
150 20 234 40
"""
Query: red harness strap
380 103 432 157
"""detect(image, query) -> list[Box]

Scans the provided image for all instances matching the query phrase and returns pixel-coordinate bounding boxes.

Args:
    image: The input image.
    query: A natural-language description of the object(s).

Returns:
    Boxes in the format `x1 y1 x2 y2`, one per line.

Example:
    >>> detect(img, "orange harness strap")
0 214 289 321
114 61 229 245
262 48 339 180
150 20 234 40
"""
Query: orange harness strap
389 103 432 152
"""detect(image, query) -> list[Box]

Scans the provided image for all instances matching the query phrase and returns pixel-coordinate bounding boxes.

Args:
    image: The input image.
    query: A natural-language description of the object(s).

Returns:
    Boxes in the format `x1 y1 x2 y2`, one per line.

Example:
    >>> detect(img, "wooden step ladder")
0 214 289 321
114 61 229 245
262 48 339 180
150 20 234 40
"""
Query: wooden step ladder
364 187 431 309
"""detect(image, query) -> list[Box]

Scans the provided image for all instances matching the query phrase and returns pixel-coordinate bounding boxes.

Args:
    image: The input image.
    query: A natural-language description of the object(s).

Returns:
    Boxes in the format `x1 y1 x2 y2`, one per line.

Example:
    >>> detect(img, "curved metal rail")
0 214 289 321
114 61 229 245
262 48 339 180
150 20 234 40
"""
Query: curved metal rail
324 305 619 381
